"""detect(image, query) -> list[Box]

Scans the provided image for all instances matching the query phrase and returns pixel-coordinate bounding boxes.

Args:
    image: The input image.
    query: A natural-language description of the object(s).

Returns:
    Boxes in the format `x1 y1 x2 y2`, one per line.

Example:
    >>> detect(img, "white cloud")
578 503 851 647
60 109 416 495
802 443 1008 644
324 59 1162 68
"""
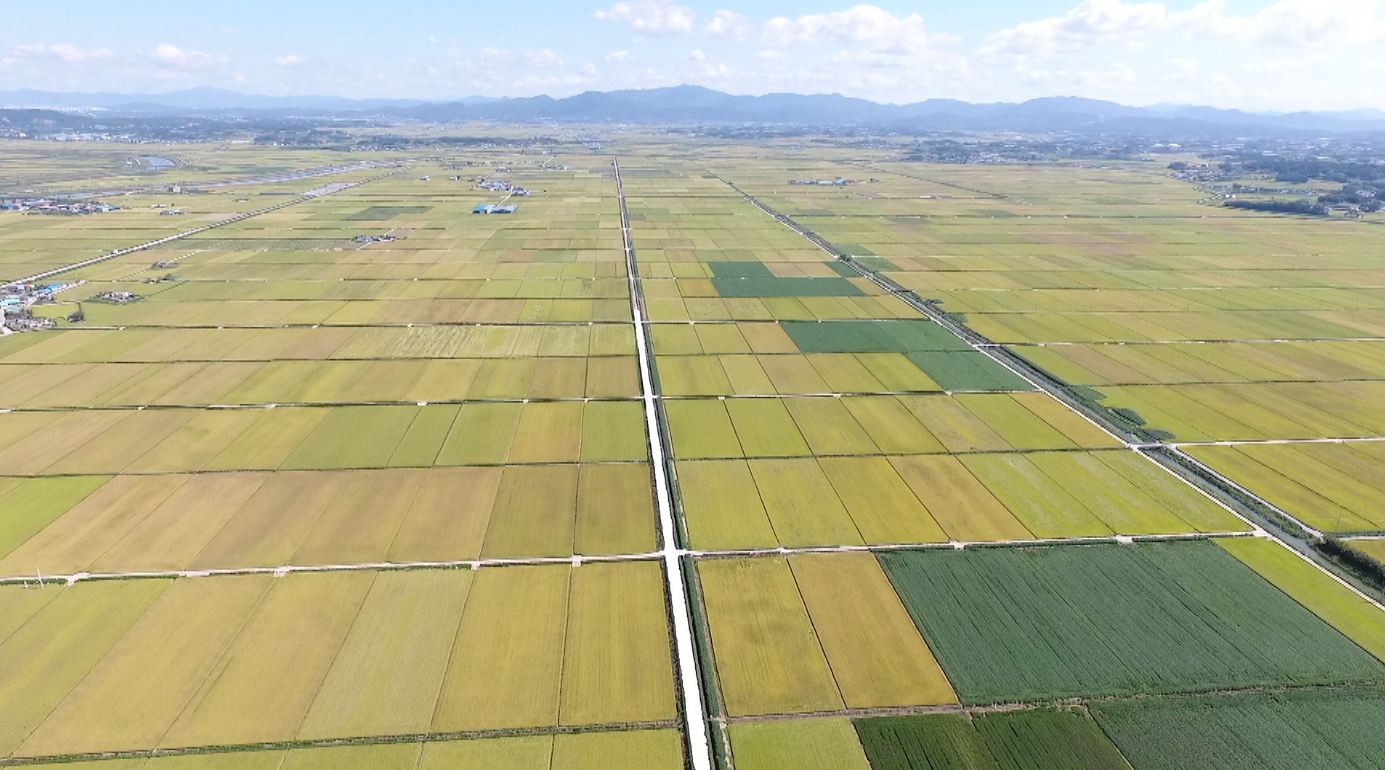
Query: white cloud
152 43 226 70
273 53 306 67
605 49 632 62
527 48 564 67
763 5 955 56
594 0 695 35
983 0 1385 62
49 43 112 64
9 43 112 65
1191 0 1385 46
705 10 752 40
981 0 1168 60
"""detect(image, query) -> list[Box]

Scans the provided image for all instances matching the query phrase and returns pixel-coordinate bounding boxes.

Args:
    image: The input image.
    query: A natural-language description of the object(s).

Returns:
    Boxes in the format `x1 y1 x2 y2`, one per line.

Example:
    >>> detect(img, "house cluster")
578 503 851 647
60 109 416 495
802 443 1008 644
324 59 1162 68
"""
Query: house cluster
159 208 185 216
1 310 55 332
92 290 141 304
788 177 851 186
1 198 120 215
472 203 518 215
4 282 63 305
474 179 531 196
351 234 398 244
1 283 66 332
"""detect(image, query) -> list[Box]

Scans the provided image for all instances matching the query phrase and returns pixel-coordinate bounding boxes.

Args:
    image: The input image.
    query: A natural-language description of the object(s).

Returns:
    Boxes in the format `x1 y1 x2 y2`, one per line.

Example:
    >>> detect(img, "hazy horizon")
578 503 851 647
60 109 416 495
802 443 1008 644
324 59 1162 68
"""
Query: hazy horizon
3 0 1383 112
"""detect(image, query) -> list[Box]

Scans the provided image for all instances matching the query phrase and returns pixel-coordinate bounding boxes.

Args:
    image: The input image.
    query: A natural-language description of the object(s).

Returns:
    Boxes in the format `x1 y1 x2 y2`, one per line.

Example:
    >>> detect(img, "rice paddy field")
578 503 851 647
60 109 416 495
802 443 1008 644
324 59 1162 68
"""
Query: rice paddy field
5 138 1385 770
707 158 1385 539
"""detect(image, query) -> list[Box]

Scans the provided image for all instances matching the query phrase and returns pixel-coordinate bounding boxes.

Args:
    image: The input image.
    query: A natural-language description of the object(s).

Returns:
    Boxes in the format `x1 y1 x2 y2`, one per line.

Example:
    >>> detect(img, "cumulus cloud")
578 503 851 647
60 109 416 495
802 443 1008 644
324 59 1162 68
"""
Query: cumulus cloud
763 5 955 56
594 0 695 35
981 0 1169 59
705 10 752 40
152 43 226 69
605 49 632 62
273 53 306 67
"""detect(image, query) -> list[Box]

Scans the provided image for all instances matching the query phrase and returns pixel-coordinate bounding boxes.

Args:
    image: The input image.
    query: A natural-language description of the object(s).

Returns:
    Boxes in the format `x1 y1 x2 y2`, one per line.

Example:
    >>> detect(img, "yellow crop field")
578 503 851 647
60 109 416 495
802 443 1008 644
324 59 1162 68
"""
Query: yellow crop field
17 575 273 756
790 552 957 708
161 571 374 747
298 569 473 739
558 561 676 725
432 564 571 730
698 557 843 716
0 579 170 755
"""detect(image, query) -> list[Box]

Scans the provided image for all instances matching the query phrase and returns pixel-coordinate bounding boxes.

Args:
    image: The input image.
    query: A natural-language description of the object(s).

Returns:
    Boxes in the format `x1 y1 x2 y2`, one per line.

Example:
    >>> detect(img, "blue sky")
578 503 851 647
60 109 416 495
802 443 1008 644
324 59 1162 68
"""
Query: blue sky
3 1 1383 109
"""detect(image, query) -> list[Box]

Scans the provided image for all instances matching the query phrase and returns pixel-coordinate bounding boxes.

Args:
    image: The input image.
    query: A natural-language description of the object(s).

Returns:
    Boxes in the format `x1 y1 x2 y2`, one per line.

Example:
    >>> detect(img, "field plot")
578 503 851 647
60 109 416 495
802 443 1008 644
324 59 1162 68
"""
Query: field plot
0 356 640 408
0 151 695 767
879 541 1383 704
663 392 1125 458
1348 538 1385 561
0 400 646 475
21 729 684 770
623 158 1385 769
717 158 1385 543
16 141 1385 770
855 708 1131 770
1092 689 1385 770
731 719 871 770
0 563 675 758
1186 442 1385 533
676 448 1243 550
1216 537 1385 661
697 553 954 716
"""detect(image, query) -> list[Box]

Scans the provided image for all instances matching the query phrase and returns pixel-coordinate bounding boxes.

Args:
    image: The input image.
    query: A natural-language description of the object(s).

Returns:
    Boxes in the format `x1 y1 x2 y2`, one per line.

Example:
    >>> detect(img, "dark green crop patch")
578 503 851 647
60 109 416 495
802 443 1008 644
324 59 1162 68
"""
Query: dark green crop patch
711 276 864 297
782 319 970 354
1092 689 1385 770
855 708 1131 770
879 542 1385 705
906 351 1035 392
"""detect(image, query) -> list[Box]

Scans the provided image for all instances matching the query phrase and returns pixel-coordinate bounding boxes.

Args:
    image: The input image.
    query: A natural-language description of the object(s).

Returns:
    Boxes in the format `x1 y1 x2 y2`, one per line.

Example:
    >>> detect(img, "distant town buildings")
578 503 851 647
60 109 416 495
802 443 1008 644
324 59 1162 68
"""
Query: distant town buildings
1 198 119 215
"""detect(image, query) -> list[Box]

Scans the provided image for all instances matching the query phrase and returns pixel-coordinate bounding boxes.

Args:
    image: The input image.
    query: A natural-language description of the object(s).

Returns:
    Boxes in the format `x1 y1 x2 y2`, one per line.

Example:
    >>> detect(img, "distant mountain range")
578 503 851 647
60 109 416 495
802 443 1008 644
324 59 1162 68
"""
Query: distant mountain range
4 85 1384 135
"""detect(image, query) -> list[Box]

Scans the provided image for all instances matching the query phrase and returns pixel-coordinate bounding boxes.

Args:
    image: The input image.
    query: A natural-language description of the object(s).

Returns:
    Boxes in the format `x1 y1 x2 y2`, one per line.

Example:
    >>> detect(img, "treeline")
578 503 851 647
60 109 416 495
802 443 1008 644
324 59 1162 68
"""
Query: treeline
1223 199 1329 215
1320 538 1385 594
1233 156 1385 186
1320 185 1384 212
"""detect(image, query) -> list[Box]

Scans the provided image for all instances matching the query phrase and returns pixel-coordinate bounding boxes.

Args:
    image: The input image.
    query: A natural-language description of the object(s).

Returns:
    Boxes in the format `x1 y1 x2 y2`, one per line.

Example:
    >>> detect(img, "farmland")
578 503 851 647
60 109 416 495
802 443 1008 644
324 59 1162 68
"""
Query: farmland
4 137 1385 770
